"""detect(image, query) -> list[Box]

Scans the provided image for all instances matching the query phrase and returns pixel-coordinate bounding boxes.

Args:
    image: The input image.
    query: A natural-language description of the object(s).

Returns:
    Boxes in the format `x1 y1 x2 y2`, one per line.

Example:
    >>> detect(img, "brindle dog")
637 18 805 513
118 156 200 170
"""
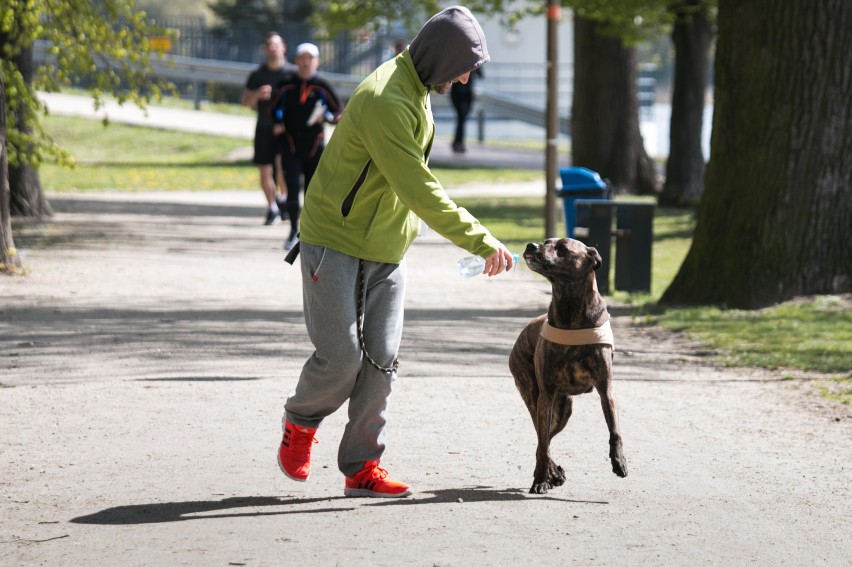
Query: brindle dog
510 238 628 494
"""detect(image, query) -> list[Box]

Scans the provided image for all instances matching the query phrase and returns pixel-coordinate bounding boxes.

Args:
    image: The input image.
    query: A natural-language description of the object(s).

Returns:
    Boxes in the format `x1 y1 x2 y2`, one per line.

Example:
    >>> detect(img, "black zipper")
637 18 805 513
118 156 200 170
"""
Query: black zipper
341 160 372 217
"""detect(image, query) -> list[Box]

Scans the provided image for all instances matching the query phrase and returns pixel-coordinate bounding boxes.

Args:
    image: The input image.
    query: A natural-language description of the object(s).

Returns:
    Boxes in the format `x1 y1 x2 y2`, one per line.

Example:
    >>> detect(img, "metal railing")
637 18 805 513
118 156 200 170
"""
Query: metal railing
33 40 572 136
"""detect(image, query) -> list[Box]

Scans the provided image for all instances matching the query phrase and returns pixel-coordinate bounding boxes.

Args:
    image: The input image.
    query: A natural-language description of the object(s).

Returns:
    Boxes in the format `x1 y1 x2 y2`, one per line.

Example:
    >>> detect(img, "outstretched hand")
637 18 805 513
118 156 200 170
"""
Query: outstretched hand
482 248 515 277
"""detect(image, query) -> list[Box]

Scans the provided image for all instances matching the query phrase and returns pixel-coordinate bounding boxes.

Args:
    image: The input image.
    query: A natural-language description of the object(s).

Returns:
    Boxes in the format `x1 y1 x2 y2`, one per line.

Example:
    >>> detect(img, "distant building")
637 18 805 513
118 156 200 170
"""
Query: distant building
476 7 574 113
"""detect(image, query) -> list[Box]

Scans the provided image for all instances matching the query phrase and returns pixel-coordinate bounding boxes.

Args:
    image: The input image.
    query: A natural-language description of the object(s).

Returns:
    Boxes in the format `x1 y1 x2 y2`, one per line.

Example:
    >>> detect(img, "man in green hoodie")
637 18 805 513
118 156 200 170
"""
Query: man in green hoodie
277 6 514 498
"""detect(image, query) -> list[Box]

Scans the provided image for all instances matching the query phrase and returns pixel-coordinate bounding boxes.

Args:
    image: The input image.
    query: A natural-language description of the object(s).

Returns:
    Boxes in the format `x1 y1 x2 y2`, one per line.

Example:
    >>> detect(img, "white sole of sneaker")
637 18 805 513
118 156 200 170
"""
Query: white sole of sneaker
343 488 412 498
277 453 308 482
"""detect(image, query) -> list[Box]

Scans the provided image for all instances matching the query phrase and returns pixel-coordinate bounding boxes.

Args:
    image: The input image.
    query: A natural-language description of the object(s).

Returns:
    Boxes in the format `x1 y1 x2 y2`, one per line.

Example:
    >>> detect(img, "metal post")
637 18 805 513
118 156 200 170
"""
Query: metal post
544 0 560 238
576 201 617 294
614 204 655 292
477 107 485 143
193 80 201 110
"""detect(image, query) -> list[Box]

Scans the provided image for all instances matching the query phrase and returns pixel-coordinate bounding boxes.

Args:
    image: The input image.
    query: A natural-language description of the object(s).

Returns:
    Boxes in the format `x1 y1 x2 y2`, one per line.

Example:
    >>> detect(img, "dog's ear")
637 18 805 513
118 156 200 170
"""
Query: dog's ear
588 247 602 270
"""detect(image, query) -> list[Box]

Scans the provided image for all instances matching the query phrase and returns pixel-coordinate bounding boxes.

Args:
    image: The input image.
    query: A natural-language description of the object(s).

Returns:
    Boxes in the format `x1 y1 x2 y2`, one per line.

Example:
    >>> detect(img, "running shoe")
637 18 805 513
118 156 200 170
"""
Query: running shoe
344 460 411 498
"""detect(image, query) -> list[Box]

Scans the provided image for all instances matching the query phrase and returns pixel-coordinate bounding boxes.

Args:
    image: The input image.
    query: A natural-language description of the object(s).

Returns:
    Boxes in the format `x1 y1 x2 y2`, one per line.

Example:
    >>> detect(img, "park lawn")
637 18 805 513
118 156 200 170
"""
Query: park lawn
39 115 540 191
37 114 852 402
655 297 852 376
39 116 256 191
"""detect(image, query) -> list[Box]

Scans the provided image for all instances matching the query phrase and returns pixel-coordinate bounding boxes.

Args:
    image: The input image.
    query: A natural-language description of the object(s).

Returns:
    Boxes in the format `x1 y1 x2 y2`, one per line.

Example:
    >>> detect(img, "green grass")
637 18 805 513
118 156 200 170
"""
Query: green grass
40 115 257 191
437 168 542 185
655 297 852 375
154 97 257 117
39 115 541 191
36 113 852 404
452 196 546 252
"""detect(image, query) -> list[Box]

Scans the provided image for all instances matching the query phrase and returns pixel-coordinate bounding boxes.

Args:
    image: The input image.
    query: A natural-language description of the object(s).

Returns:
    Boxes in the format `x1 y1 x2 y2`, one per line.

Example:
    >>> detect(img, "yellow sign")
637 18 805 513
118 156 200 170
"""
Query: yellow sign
149 36 173 53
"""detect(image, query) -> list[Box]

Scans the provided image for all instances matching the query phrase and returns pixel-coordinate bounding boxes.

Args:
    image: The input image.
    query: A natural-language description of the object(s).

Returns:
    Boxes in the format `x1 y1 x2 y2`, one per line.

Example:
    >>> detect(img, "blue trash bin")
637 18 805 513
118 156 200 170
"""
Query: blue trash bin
556 167 609 238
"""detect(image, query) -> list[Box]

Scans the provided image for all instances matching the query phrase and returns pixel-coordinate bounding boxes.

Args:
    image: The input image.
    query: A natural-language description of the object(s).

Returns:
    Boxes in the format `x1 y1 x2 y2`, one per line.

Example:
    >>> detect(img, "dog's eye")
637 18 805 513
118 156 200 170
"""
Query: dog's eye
555 243 568 257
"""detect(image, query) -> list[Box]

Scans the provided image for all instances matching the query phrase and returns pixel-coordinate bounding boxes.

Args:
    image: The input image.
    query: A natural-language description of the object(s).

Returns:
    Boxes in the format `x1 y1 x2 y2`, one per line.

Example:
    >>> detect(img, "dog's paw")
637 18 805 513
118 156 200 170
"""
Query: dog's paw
611 455 628 478
529 481 552 494
548 462 566 487
610 440 628 477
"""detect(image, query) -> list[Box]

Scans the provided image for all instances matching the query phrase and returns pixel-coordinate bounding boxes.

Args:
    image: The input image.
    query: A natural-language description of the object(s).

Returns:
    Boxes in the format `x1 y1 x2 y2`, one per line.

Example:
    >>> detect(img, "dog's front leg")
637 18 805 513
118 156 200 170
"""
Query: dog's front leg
531 393 553 494
531 390 565 494
596 378 628 478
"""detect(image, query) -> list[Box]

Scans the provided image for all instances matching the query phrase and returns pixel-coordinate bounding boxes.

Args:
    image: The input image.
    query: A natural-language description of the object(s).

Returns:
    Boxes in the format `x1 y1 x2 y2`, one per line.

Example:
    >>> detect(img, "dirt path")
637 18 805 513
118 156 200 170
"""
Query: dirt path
1 190 849 566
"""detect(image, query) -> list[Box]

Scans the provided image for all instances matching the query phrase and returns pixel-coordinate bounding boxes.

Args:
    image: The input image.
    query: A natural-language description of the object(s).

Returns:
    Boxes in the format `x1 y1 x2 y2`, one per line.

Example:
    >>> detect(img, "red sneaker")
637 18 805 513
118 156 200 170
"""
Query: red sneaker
344 460 412 498
277 420 317 482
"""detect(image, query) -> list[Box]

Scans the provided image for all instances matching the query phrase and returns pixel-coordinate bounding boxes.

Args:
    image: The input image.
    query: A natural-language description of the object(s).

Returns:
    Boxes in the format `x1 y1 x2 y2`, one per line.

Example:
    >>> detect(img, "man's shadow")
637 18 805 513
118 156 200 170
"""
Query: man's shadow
70 487 607 525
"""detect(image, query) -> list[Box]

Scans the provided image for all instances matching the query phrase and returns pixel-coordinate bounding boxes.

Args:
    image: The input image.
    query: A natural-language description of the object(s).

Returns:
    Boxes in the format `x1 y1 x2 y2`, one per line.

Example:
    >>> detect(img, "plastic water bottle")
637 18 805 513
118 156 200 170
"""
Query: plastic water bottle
457 253 520 278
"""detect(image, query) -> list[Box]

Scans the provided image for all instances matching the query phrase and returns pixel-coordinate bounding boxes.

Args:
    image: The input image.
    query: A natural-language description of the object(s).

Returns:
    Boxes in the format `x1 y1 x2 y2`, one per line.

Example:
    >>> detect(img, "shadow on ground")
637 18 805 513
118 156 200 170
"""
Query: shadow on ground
69 488 606 525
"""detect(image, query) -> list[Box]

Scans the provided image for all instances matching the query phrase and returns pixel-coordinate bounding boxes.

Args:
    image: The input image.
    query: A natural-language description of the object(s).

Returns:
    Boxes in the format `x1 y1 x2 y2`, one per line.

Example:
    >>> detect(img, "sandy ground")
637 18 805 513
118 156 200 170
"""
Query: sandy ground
1 188 850 566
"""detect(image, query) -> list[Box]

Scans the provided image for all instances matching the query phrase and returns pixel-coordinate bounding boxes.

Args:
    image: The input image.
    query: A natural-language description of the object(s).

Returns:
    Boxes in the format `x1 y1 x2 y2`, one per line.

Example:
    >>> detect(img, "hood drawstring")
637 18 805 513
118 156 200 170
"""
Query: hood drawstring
284 241 326 284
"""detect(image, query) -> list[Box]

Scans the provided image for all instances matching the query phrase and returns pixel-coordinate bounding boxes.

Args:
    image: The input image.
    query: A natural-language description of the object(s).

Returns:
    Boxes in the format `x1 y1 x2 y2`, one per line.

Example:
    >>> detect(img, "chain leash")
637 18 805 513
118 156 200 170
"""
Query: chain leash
357 260 399 374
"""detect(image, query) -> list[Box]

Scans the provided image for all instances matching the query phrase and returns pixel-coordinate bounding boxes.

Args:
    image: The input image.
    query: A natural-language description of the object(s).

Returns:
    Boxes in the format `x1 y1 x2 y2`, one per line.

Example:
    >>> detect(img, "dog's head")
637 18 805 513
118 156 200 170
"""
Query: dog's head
522 238 602 283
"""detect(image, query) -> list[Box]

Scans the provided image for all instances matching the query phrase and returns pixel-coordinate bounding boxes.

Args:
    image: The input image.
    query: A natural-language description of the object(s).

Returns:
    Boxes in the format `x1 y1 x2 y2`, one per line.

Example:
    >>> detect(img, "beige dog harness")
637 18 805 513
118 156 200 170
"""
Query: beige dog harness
541 318 614 347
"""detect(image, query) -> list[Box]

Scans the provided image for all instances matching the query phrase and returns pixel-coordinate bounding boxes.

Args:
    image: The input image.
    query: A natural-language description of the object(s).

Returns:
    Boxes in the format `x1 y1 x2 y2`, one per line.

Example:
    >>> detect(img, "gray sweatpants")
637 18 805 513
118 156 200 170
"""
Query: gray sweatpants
284 242 406 477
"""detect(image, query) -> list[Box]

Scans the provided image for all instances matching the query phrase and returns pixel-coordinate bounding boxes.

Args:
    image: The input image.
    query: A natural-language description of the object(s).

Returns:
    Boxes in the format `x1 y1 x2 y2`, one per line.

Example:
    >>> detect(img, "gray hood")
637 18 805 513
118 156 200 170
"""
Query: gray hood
409 5 490 87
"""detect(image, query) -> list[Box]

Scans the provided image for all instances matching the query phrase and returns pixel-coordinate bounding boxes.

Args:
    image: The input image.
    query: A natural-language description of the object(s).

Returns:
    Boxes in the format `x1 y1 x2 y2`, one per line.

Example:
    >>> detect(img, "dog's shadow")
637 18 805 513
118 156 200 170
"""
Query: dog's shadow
366 486 608 508
69 488 607 525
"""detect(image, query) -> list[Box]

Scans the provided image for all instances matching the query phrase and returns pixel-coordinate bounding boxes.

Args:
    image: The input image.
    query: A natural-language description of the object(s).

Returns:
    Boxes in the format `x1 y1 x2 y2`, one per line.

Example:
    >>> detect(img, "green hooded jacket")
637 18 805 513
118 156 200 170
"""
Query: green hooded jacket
298 6 500 264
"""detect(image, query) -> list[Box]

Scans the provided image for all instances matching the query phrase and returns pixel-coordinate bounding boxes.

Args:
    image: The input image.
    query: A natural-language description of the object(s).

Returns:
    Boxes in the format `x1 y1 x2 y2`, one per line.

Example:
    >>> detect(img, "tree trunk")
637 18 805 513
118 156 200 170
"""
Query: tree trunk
572 15 660 195
659 0 713 208
1 70 22 273
9 43 52 218
660 0 852 308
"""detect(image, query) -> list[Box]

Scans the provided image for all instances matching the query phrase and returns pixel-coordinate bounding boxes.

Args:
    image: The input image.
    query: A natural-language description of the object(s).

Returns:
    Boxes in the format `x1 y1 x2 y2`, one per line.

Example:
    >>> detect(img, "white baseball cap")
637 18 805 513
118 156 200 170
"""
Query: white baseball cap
296 43 319 58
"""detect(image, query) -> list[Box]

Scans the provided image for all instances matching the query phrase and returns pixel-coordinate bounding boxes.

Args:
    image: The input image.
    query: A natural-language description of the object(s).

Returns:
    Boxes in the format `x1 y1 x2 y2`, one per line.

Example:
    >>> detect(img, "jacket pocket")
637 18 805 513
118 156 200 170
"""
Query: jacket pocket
340 160 371 217
363 191 388 242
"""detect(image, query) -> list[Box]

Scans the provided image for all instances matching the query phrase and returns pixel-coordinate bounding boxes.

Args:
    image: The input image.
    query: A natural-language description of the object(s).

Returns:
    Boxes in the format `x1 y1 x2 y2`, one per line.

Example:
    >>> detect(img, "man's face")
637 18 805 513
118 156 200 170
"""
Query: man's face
264 35 285 58
434 71 471 95
296 52 319 77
